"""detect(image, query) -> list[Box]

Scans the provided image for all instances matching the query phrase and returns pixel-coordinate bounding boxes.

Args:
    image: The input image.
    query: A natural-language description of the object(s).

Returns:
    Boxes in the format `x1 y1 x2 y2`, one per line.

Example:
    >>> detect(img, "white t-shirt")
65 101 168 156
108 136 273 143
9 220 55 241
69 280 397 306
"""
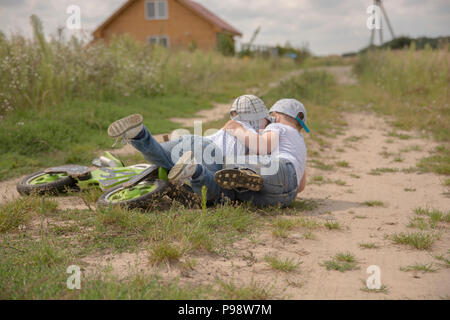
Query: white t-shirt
263 123 307 185
208 121 255 157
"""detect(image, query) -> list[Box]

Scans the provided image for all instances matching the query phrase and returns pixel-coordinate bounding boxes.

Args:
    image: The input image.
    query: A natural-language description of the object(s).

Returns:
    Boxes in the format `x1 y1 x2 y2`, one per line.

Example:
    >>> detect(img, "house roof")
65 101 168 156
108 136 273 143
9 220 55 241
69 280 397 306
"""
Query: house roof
93 0 242 38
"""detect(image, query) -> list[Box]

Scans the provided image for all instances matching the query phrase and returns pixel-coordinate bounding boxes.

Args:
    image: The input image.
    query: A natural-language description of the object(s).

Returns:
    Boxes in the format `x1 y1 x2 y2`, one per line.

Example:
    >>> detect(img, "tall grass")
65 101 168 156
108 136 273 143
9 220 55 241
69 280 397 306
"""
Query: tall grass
0 16 296 180
354 47 449 142
0 16 295 116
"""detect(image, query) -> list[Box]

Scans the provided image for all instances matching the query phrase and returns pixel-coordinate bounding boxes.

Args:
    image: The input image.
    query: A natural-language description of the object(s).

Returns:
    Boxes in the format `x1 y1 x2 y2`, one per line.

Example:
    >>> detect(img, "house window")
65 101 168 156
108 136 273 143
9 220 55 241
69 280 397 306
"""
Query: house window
147 36 170 48
146 1 168 20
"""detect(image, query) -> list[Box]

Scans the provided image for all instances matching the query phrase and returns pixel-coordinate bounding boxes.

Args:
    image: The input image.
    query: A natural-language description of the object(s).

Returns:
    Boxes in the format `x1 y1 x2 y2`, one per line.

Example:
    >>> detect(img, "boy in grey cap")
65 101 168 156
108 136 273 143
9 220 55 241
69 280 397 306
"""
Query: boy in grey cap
107 95 271 202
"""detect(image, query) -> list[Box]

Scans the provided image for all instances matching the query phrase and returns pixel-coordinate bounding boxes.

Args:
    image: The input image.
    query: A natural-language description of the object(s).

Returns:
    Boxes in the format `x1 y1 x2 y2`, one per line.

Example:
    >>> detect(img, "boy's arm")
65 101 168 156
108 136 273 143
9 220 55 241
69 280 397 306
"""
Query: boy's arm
223 120 279 155
298 170 306 193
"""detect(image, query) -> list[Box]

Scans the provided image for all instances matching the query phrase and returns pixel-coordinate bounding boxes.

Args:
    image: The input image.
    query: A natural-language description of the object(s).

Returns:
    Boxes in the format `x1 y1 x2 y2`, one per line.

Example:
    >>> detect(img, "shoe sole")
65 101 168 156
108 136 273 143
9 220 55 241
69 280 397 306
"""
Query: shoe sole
168 151 194 184
108 114 143 138
214 169 263 192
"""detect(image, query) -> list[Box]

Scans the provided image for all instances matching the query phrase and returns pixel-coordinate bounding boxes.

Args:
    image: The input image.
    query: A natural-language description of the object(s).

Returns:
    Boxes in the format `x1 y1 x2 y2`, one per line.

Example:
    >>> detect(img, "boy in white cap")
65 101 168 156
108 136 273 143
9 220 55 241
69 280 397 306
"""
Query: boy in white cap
170 98 308 207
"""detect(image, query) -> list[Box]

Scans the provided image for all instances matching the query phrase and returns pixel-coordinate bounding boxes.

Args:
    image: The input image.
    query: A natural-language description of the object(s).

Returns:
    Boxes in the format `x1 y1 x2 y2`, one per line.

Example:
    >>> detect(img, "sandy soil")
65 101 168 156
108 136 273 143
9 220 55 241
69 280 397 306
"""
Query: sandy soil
78 111 449 299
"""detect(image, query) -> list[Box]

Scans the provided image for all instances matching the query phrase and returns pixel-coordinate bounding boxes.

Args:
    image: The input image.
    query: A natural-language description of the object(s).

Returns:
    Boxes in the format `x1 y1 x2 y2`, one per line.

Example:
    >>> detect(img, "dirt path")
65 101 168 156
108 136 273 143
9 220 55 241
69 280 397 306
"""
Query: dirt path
78 111 450 299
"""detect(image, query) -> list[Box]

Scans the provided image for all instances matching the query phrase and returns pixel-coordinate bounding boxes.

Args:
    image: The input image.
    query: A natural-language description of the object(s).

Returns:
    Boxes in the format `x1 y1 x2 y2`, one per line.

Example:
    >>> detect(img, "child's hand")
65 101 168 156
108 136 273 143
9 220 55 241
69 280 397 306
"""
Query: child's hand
223 120 243 131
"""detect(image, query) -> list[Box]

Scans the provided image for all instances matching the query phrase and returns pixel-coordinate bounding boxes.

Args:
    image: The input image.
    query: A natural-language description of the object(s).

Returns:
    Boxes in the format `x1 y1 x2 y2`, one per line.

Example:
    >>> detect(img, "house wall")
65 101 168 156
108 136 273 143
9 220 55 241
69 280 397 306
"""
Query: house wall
98 0 219 50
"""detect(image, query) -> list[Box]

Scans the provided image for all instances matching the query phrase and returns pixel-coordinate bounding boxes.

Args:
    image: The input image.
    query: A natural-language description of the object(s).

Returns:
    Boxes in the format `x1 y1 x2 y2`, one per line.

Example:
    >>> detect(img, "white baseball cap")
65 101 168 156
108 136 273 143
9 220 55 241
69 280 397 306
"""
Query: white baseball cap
269 99 310 133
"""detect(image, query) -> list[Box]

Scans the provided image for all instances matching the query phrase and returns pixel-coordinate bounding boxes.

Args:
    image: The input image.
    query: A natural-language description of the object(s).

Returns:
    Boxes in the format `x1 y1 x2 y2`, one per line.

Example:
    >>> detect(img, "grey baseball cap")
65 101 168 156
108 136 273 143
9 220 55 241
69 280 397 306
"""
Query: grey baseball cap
269 99 310 133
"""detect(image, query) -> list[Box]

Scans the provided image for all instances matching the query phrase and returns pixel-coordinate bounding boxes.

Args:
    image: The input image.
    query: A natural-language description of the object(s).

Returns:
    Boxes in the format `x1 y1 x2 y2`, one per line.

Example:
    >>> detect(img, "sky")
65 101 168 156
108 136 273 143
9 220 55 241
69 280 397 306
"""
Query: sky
0 0 449 55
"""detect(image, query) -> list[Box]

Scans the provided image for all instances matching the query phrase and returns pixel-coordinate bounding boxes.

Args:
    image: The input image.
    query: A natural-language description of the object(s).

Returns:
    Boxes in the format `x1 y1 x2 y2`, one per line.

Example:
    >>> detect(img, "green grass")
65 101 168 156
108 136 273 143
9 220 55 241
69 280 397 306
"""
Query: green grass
322 252 360 272
310 160 334 171
324 221 341 230
217 279 274 300
0 196 266 299
400 263 438 273
336 161 350 168
391 232 440 250
368 167 399 175
0 196 58 232
148 242 182 265
417 145 450 175
363 200 385 207
265 255 301 272
359 242 380 249
412 207 450 229
360 283 389 294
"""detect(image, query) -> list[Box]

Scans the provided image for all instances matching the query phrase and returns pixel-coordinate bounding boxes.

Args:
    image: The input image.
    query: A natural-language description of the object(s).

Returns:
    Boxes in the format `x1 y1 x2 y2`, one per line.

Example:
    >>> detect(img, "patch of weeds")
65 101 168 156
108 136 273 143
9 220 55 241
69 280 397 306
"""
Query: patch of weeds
400 145 422 153
0 196 58 232
322 252 360 272
298 217 321 229
311 175 325 185
334 179 347 186
344 135 365 143
336 161 350 168
385 139 394 144
354 215 367 219
400 263 438 273
407 217 429 230
76 273 209 299
271 217 297 238
217 279 274 300
349 173 360 179
359 242 379 249
393 156 404 163
310 160 334 171
379 151 394 158
404 188 416 192
360 283 389 294
304 230 316 240
414 207 450 229
443 178 450 187
368 167 399 175
391 232 440 250
148 242 182 265
324 220 341 230
265 255 301 272
417 145 450 175
363 200 385 207
388 130 411 140
402 167 418 174
336 148 345 153
434 254 450 268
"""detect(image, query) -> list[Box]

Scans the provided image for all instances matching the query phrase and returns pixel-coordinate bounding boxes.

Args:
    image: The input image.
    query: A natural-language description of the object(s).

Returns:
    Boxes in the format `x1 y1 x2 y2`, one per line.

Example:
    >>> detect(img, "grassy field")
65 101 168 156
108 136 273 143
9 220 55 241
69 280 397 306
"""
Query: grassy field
0 17 297 180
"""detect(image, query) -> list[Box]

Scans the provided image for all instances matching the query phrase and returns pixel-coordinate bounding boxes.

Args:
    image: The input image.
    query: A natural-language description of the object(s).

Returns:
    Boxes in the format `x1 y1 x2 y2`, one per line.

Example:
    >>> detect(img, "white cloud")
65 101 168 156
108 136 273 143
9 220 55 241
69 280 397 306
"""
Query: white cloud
0 0 448 55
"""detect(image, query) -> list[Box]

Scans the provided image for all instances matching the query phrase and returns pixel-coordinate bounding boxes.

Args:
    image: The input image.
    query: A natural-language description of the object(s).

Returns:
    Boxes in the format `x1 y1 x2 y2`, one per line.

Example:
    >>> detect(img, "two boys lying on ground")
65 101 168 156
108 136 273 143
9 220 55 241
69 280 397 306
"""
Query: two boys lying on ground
107 95 308 208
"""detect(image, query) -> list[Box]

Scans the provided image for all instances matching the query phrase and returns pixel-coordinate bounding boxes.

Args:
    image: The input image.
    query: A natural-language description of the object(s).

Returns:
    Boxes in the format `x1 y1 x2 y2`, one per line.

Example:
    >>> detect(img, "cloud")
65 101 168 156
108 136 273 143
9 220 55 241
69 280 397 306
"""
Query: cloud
0 0 448 55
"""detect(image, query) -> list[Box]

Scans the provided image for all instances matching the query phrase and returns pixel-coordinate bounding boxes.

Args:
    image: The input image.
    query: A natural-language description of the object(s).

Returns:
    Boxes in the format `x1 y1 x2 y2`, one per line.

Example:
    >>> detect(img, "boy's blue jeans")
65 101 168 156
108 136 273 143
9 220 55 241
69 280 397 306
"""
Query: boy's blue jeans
130 126 298 207
196 158 299 207
130 126 233 202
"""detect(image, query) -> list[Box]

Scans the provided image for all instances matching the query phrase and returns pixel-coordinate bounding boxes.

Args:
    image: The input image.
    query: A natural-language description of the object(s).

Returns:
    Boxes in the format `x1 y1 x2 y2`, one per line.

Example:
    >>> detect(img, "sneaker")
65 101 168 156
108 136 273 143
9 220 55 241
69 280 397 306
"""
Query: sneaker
108 114 144 139
214 168 263 191
168 151 197 185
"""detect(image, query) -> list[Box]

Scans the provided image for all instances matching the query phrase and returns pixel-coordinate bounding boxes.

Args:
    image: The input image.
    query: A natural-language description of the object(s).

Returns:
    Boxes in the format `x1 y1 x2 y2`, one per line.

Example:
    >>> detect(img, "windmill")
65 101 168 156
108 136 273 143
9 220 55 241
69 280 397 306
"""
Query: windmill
369 0 395 46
